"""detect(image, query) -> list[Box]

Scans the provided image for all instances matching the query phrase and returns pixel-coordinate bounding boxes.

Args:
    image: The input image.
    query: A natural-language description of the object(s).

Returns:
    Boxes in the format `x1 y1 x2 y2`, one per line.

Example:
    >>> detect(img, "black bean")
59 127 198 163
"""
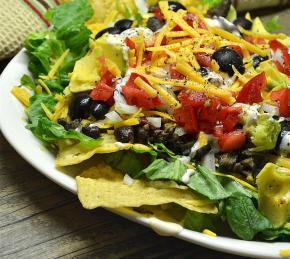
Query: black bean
168 1 186 12
115 126 134 143
147 16 165 32
212 47 245 76
233 17 253 30
115 19 133 32
198 67 209 77
90 101 109 120
134 126 149 144
69 93 91 120
82 125 101 139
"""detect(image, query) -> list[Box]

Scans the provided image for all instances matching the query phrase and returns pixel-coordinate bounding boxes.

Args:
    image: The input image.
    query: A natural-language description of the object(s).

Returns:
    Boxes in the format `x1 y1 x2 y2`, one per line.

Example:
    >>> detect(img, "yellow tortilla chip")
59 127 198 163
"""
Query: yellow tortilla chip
76 163 217 213
69 46 101 93
56 134 151 167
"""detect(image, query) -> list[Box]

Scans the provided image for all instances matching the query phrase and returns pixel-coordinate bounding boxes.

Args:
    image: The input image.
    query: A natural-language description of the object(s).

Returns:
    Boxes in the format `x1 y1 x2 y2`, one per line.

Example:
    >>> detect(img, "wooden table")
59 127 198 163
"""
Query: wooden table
1 8 290 258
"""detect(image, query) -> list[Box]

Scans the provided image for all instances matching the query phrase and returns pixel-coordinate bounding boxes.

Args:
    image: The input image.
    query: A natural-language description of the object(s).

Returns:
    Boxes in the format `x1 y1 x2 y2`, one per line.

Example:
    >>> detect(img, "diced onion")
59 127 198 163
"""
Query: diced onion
174 127 186 136
262 103 279 115
201 151 216 171
123 174 134 185
146 117 162 128
115 102 139 114
105 111 123 123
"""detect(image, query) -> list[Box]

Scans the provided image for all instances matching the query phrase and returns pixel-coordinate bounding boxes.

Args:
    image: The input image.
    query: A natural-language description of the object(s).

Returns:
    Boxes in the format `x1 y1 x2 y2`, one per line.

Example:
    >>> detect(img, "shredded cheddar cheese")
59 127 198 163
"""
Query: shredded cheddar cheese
134 76 158 97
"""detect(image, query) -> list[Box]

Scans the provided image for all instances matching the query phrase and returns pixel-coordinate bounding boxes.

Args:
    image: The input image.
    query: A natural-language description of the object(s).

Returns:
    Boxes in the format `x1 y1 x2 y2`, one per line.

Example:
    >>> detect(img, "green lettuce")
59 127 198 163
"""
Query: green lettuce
26 94 101 148
264 16 283 33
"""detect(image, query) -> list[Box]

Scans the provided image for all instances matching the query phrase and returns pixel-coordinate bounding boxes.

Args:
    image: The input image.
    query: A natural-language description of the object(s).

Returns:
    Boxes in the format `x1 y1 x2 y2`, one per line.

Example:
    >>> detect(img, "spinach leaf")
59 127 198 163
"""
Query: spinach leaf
32 117 101 148
225 195 271 240
183 211 217 232
148 143 176 157
104 151 151 177
140 159 186 181
261 223 290 241
202 0 222 9
222 179 256 199
188 166 230 200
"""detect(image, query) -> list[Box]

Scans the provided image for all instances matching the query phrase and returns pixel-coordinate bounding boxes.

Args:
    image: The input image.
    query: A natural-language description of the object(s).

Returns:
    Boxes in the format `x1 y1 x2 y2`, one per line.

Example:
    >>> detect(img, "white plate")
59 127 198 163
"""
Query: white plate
0 49 289 259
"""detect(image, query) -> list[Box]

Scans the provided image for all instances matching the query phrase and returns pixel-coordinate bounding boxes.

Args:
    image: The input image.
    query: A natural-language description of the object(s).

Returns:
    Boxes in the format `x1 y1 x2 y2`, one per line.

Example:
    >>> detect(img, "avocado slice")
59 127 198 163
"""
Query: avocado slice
256 163 290 227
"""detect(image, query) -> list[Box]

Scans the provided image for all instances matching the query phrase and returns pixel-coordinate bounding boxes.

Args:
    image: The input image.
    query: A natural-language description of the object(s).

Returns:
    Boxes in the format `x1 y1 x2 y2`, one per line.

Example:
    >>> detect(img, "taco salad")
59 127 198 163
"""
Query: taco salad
11 0 290 241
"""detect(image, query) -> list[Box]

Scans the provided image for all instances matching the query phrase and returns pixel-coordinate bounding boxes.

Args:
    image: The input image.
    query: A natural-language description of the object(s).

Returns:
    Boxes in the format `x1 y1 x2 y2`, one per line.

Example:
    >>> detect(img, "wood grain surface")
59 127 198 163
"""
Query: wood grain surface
1 8 290 259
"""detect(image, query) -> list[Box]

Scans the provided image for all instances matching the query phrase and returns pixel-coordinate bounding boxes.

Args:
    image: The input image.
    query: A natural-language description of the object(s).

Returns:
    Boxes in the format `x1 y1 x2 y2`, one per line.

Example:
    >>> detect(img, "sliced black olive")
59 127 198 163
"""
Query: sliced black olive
147 16 165 32
207 0 231 17
134 126 149 144
107 27 122 35
168 1 186 12
115 19 133 32
233 17 253 30
198 67 209 77
252 55 268 69
95 28 109 40
212 47 245 76
114 126 134 143
69 93 91 120
82 125 101 139
90 101 109 120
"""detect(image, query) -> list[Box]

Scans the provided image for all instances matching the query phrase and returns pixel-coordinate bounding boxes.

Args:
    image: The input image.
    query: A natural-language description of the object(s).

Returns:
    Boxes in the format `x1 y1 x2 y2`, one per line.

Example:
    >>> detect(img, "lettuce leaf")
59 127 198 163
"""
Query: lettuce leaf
26 94 100 148
25 0 93 79
264 16 283 33
224 195 271 240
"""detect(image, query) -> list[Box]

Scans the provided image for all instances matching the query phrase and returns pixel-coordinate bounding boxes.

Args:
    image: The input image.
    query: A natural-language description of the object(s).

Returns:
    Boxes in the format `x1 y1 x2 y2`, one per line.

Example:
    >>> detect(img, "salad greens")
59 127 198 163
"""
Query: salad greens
17 0 290 243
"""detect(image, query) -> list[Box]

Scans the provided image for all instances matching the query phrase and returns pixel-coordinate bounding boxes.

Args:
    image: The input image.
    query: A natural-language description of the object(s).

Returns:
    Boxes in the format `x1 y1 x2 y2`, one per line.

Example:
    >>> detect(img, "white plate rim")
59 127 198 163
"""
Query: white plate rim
0 49 289 259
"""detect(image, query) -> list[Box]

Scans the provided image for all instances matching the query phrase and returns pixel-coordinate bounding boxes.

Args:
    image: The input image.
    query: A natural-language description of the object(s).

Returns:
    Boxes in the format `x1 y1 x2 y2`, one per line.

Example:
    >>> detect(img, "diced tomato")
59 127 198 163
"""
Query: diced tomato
153 7 164 21
174 106 199 133
143 51 152 64
269 40 290 77
220 106 242 132
169 65 185 80
270 88 290 117
100 70 114 85
124 37 136 50
236 72 267 104
228 45 243 57
176 91 242 134
183 13 207 29
90 82 114 102
195 52 212 67
122 73 163 109
255 38 266 45
198 97 222 123
217 130 246 152
244 35 254 44
178 91 206 107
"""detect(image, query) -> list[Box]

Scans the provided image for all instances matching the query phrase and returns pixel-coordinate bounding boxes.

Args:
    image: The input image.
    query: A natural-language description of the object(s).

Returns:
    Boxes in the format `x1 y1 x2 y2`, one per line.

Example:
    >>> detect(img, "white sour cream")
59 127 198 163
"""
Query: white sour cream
181 169 195 184
123 174 134 185
115 142 127 149
280 132 290 155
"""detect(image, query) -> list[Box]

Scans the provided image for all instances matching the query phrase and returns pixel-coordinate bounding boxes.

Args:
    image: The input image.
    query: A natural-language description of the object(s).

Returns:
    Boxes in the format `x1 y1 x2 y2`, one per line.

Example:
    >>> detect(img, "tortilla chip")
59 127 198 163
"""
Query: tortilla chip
56 134 151 167
69 46 101 93
76 163 217 213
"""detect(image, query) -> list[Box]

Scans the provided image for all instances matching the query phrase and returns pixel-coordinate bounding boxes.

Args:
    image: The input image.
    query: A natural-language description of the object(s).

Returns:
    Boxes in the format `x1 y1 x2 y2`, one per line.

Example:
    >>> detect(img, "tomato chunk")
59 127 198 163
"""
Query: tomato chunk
195 52 212 67
90 82 114 102
169 65 185 80
218 130 246 152
269 40 290 77
236 72 267 104
122 73 163 109
270 88 290 117
174 106 199 133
